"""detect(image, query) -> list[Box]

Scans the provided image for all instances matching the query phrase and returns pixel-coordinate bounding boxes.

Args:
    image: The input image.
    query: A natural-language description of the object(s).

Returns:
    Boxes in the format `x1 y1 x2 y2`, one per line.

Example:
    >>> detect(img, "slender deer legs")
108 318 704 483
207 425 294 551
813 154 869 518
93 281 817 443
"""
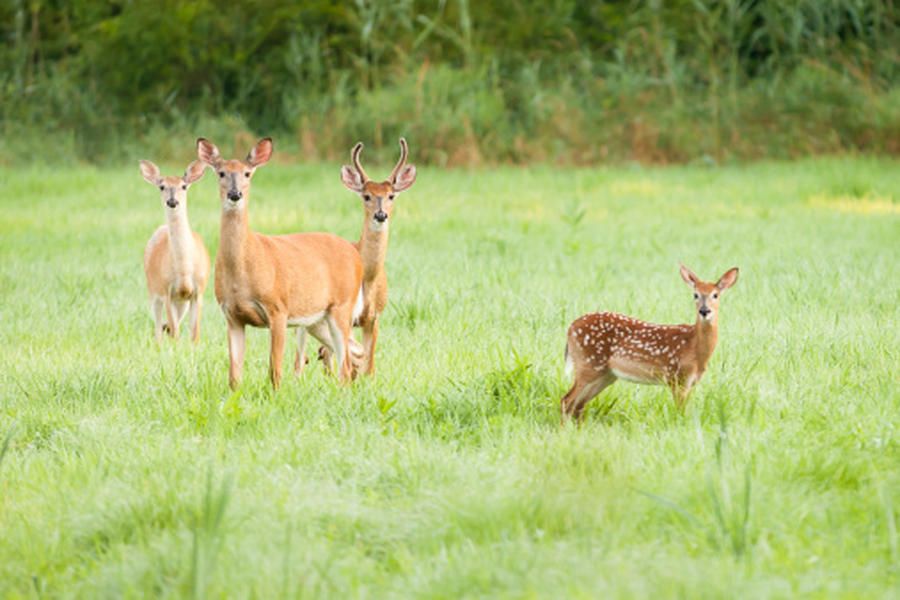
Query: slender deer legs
294 328 309 375
362 318 379 376
189 296 203 343
152 297 165 342
227 321 246 389
562 372 615 422
268 314 288 389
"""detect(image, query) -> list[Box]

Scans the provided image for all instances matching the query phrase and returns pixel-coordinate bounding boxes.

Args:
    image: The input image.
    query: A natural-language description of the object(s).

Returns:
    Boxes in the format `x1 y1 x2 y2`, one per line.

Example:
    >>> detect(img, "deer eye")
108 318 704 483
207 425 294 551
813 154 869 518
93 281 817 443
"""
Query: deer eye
388 194 395 200
218 171 225 178
159 185 164 191
713 292 719 299
181 184 187 190
244 172 251 178
693 293 699 300
363 194 371 201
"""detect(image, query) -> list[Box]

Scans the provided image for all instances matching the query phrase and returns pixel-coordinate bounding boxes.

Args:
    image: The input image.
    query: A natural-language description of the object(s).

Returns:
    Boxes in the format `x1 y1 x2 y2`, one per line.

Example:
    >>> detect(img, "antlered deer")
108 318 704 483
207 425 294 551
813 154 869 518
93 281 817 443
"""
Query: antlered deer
316 138 417 376
561 265 739 420
140 159 210 343
197 137 363 389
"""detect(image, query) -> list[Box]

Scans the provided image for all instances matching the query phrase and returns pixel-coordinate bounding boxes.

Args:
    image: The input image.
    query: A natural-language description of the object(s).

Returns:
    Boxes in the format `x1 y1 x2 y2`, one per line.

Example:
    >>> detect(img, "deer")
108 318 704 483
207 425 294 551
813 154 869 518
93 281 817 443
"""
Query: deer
311 138 417 376
140 159 211 343
196 137 364 389
561 265 739 421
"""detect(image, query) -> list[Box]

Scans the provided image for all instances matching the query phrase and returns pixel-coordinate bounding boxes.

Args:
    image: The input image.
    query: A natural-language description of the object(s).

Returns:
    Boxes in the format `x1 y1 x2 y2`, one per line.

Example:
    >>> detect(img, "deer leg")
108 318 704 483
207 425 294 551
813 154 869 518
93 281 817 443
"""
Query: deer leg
151 297 165 342
563 372 615 423
268 313 287 390
671 381 694 412
173 301 189 335
294 328 309 375
189 295 203 343
227 321 246 390
307 321 335 374
362 317 379 376
164 296 178 339
325 306 354 383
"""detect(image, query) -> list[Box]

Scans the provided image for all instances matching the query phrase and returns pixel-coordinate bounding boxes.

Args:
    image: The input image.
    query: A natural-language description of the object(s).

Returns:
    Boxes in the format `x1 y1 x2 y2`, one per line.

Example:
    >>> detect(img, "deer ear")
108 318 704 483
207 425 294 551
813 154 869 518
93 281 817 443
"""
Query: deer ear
341 165 364 192
139 160 162 185
679 264 700 287
247 137 273 167
716 267 739 291
392 164 417 192
197 138 220 166
183 160 206 185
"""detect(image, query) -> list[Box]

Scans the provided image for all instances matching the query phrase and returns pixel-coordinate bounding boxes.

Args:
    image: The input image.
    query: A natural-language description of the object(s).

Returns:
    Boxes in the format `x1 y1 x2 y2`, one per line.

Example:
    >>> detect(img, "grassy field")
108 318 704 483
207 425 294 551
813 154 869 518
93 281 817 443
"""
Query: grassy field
0 157 898 598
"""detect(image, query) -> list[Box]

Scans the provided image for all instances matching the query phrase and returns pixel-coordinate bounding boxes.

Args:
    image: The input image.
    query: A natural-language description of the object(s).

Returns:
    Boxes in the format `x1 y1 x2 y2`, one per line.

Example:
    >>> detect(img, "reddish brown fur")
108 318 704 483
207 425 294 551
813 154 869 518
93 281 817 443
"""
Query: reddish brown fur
319 139 417 376
198 137 364 389
561 266 739 421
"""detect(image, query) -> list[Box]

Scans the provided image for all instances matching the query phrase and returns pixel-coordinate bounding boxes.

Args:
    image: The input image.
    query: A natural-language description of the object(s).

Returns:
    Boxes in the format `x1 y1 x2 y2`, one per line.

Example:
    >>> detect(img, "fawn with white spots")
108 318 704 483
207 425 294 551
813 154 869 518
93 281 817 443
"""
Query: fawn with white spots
312 139 417 376
561 265 739 420
140 159 211 343
197 137 364 389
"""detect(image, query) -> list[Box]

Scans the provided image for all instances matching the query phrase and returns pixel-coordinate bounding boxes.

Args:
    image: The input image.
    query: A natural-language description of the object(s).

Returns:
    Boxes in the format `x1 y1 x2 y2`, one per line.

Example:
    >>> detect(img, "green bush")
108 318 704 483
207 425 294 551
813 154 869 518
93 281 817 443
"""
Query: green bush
1 0 898 164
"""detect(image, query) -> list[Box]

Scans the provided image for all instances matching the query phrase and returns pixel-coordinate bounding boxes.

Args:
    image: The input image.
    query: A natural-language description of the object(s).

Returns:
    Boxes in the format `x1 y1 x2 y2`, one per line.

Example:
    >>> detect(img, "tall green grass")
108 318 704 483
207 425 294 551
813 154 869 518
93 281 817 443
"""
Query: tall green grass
0 158 897 596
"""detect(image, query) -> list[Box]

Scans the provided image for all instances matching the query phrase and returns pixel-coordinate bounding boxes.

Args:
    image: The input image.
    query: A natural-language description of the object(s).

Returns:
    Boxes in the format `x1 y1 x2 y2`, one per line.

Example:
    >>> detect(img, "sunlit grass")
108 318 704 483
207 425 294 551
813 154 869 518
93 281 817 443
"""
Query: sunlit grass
0 158 898 597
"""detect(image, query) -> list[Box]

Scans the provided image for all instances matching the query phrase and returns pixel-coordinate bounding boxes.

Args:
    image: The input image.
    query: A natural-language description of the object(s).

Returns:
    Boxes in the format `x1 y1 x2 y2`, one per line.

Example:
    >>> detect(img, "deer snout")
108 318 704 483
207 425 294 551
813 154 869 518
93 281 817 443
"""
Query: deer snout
699 306 712 318
374 210 388 223
228 190 242 202
166 198 178 208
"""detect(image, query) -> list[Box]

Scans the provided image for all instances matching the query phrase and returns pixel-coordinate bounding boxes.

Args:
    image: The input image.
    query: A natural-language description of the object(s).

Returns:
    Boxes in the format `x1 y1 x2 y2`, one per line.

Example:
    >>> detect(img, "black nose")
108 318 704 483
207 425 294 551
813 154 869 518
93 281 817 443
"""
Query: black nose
166 199 178 208
699 307 711 317
374 211 388 223
228 191 242 202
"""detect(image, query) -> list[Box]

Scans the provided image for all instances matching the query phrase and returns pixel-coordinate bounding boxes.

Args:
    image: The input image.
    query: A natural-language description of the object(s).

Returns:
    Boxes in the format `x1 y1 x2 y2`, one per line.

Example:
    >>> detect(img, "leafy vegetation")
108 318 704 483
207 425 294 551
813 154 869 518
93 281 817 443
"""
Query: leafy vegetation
1 159 897 596
2 0 899 164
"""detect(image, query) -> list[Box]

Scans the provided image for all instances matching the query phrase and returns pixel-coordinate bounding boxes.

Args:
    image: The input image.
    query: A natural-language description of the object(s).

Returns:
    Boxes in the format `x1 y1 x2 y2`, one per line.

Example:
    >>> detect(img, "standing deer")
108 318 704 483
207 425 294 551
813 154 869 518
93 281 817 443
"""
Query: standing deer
140 159 210 343
197 137 364 389
314 138 416 375
561 265 739 421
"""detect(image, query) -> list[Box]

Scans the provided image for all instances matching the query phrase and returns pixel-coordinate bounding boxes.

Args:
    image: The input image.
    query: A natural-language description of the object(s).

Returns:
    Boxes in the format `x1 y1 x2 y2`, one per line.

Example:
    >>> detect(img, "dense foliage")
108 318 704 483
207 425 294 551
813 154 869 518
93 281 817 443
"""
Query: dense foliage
2 0 899 164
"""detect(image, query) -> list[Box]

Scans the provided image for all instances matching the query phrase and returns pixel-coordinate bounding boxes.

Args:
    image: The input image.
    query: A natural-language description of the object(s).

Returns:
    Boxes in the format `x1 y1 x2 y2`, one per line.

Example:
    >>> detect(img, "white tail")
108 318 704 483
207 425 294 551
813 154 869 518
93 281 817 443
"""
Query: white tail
140 159 210 343
196 137 364 389
318 137 417 376
561 265 739 420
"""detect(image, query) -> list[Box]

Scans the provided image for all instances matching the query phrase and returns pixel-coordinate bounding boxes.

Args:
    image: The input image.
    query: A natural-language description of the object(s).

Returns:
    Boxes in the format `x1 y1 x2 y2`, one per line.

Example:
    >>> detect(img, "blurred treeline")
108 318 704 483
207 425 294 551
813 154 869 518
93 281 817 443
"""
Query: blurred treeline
2 0 899 165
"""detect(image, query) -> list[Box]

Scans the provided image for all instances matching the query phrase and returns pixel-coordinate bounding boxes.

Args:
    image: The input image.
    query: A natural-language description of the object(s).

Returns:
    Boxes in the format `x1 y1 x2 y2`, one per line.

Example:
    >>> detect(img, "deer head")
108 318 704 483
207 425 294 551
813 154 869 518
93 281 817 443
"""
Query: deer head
680 265 739 323
196 137 273 212
139 159 206 212
340 138 417 232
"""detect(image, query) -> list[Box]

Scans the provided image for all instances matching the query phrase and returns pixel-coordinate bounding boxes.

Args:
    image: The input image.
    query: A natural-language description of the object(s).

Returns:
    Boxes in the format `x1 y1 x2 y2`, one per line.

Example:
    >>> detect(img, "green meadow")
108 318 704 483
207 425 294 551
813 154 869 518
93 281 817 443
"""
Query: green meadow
0 157 898 597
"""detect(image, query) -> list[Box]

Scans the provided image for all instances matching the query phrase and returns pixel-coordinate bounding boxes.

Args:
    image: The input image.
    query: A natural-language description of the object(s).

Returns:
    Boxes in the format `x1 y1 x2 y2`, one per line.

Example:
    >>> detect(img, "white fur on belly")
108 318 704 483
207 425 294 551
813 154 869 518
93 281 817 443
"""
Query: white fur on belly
287 311 326 328
610 367 664 385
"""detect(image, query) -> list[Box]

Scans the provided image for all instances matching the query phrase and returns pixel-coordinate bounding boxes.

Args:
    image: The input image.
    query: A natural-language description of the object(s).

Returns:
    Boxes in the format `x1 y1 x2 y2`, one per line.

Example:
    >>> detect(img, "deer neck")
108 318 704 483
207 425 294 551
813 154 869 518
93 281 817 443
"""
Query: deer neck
166 209 194 276
691 317 719 371
218 206 253 275
358 223 389 281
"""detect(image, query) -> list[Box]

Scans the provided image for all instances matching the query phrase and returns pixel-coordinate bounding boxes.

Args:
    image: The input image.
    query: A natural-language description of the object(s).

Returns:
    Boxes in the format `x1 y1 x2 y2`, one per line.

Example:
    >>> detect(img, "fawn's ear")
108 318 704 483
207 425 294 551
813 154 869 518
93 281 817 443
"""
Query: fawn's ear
247 137 273 167
716 267 739 291
680 264 700 287
183 160 206 185
392 164 417 192
341 165 365 192
139 160 162 186
197 138 221 166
